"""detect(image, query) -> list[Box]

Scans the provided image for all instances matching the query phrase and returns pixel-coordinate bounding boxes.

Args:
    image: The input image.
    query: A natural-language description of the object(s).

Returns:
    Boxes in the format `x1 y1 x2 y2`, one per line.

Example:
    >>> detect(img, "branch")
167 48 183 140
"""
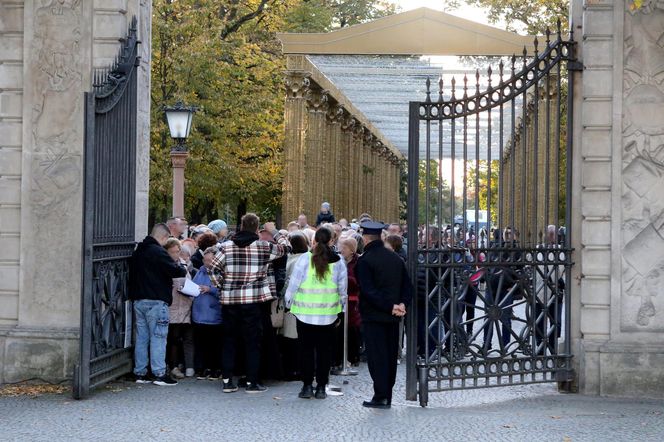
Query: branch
220 0 270 40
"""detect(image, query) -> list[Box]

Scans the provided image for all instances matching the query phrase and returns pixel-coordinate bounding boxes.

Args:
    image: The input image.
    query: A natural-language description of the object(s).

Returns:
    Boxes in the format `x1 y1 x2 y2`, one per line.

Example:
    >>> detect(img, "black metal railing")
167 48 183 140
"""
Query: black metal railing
406 22 578 406
73 17 139 399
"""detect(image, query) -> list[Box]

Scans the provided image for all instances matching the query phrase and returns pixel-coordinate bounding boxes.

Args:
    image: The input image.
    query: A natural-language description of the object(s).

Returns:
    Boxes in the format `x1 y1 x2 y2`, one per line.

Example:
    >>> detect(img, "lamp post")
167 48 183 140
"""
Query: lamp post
164 101 197 218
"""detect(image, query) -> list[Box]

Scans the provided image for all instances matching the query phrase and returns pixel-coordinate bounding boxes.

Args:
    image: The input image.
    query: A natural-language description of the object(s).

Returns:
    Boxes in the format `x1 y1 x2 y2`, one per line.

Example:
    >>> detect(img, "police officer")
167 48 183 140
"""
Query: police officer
356 221 412 409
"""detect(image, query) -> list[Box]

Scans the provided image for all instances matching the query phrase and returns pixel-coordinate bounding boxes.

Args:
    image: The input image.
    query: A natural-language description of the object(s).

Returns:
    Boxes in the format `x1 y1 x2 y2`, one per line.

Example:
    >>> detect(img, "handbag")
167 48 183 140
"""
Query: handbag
270 298 285 328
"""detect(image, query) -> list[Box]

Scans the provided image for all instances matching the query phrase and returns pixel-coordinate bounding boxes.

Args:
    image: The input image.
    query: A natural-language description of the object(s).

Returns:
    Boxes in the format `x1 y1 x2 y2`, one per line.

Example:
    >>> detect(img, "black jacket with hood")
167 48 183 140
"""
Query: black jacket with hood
129 235 187 305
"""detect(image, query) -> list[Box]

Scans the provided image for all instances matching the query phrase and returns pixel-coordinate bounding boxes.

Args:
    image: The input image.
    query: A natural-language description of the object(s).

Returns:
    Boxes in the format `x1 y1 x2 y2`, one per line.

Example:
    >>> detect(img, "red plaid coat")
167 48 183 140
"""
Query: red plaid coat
209 232 291 305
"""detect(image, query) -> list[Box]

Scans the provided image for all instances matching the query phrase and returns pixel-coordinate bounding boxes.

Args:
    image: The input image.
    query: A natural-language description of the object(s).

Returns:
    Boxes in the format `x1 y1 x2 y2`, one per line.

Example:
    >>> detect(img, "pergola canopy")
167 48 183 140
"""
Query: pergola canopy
278 7 535 56
278 8 536 158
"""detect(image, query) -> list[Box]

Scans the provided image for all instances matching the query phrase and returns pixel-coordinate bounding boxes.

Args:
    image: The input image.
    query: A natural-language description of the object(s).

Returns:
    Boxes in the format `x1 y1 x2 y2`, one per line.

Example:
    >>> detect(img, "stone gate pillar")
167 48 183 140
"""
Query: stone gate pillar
573 0 664 398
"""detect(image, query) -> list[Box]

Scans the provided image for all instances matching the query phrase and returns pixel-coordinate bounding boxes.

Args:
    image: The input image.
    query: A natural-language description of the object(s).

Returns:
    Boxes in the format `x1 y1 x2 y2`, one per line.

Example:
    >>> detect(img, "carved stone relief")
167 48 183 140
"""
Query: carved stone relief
621 2 664 330
30 0 82 215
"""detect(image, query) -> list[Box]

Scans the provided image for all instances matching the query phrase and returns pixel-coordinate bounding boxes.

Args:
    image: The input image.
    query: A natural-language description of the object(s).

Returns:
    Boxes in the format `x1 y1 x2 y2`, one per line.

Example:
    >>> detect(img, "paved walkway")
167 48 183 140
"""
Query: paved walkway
2 364 664 441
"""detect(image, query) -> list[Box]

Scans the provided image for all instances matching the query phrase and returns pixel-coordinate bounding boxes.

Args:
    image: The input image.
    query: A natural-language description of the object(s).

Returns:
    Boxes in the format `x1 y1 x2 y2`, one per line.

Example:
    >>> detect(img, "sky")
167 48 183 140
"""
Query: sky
393 0 501 28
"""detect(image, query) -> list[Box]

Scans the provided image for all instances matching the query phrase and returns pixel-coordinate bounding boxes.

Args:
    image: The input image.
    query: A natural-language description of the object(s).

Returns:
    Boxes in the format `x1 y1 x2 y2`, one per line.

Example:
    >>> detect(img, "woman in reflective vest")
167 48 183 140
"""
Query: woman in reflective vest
285 227 347 400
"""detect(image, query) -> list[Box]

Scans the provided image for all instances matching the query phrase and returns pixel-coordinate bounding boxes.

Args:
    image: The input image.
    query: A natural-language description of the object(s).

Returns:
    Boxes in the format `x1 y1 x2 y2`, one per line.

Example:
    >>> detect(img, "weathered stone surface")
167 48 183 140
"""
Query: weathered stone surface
0 121 22 146
94 0 128 10
581 219 610 245
599 347 664 397
621 5 664 333
580 306 610 335
583 10 614 36
581 248 611 275
0 149 21 175
580 277 610 306
0 34 23 60
0 3 24 33
581 190 611 218
0 294 18 321
0 91 23 118
582 69 613 97
0 264 19 292
93 12 127 40
583 39 614 67
581 128 612 157
0 235 19 261
0 176 21 204
3 339 66 382
578 344 601 394
0 206 20 232
0 62 23 89
581 99 612 127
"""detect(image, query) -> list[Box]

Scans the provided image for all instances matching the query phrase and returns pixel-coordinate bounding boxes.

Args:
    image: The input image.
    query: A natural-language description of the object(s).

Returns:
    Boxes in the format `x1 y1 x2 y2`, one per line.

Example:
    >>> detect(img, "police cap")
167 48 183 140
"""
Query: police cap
360 221 387 235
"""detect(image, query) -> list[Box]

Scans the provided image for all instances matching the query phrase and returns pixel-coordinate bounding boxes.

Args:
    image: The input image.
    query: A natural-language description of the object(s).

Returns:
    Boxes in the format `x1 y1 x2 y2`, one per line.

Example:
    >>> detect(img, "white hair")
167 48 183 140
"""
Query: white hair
180 244 195 257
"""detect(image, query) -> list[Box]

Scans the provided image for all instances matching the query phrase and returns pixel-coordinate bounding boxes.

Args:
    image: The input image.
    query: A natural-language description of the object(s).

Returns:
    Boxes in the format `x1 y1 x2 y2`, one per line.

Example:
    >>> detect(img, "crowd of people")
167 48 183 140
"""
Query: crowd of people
415 222 567 358
128 203 411 409
128 199 565 407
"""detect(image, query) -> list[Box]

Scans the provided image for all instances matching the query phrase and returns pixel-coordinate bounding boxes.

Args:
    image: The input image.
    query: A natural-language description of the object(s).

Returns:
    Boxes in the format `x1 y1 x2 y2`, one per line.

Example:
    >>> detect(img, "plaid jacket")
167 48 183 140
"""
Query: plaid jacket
209 232 291 305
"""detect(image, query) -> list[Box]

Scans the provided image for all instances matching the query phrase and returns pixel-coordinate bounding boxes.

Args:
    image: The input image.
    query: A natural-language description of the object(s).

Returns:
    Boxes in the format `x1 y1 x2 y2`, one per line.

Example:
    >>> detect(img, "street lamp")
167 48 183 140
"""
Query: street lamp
164 101 197 218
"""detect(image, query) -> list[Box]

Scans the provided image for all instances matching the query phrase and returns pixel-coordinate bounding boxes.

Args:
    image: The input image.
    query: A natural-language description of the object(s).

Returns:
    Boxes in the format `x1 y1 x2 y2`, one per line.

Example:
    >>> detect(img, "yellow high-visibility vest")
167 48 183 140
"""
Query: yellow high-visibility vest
290 253 341 319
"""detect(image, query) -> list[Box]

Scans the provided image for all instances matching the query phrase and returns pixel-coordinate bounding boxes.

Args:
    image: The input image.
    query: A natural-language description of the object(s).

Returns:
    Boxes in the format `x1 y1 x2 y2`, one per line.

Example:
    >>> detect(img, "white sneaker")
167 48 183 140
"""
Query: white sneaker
185 368 195 377
171 367 185 379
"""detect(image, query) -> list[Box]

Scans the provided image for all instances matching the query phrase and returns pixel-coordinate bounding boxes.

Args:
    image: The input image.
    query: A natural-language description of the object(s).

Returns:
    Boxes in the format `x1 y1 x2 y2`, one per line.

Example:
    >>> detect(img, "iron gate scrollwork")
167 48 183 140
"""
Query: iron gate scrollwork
406 22 578 406
73 18 140 399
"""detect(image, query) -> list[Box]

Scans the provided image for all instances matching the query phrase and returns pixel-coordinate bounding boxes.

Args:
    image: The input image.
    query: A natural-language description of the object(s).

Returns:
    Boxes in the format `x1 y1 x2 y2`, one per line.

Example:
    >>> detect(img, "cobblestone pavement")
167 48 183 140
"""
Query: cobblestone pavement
2 364 664 442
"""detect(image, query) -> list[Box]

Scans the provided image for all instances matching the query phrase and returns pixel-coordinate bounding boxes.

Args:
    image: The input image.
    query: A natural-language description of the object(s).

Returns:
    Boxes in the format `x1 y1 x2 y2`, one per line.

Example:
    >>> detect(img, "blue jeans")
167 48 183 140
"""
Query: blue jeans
133 299 169 377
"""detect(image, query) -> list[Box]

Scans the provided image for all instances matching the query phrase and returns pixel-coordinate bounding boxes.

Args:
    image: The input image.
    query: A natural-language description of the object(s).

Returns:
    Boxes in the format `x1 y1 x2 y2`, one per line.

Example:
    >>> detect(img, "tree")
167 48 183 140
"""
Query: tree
418 160 456 226
444 0 569 35
150 0 398 227
466 160 500 224
286 0 397 32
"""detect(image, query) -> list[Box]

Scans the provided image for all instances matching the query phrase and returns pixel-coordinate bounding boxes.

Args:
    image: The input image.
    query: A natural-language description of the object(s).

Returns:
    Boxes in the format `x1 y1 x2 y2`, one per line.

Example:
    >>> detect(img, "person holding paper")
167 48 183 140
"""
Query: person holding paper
165 238 196 380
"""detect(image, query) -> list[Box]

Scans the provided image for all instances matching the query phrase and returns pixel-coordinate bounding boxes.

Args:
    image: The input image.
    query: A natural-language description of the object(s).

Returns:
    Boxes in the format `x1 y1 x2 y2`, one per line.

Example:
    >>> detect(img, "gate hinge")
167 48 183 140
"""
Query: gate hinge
568 61 584 72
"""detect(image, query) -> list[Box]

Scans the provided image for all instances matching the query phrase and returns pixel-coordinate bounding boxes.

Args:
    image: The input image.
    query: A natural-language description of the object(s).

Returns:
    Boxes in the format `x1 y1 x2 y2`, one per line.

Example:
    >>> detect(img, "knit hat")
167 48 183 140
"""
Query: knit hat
321 202 331 210
207 219 227 234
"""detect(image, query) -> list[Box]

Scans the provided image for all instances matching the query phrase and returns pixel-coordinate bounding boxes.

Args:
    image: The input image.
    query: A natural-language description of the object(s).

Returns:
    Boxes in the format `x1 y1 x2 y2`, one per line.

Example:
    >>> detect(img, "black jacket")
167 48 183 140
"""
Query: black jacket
315 211 335 226
357 240 413 323
190 249 203 271
129 236 187 305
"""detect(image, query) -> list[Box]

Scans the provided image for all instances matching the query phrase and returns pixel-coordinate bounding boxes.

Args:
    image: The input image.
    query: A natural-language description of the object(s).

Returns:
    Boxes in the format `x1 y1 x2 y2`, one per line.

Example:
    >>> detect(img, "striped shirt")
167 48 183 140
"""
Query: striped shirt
284 253 348 325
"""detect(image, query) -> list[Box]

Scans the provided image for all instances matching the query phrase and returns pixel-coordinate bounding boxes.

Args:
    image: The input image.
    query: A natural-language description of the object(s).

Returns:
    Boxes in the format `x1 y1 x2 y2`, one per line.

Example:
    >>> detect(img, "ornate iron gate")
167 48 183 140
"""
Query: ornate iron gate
73 18 140 399
405 24 579 406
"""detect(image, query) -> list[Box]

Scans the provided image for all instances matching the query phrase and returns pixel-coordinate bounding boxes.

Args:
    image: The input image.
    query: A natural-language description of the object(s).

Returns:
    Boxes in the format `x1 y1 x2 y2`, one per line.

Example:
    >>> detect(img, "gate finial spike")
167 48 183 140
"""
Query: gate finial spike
463 74 468 99
556 18 562 39
438 77 444 102
511 54 517 73
534 36 539 54
451 76 456 99
487 66 493 86
498 59 504 81
475 69 480 93
545 28 551 46
522 46 528 68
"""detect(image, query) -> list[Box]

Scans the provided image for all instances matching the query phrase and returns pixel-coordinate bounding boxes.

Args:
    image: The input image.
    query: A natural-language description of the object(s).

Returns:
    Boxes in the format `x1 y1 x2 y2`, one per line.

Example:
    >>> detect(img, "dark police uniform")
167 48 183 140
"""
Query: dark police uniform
356 222 412 408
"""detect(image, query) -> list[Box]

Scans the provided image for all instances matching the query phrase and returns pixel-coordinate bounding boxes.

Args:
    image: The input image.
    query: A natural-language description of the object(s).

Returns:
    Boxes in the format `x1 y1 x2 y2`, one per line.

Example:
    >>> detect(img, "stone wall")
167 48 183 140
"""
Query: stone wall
0 0 151 384
574 0 664 397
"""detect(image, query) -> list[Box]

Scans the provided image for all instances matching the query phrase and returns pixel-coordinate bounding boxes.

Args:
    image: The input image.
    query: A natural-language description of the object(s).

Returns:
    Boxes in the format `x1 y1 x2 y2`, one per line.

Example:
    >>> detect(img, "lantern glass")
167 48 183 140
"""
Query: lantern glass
165 109 193 139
